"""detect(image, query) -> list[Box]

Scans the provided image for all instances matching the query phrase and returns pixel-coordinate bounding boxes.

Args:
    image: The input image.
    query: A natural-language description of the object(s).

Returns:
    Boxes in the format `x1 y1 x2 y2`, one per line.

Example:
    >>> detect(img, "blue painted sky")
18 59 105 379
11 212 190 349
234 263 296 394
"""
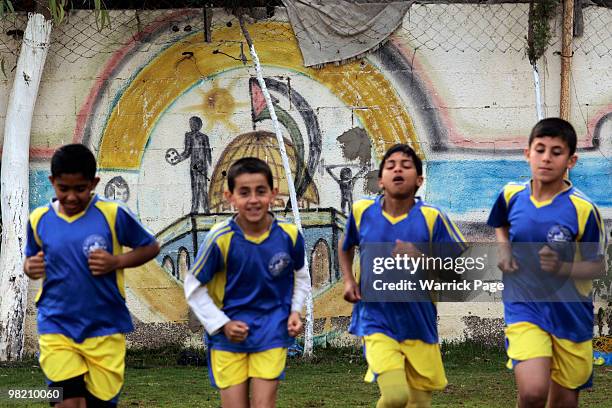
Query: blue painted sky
426 158 611 213
24 158 611 215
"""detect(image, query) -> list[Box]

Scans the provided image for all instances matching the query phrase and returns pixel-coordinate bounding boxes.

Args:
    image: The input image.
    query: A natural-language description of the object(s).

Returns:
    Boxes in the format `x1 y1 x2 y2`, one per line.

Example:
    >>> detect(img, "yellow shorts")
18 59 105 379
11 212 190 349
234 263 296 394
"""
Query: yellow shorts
363 333 447 391
505 322 593 390
208 347 287 389
38 333 125 401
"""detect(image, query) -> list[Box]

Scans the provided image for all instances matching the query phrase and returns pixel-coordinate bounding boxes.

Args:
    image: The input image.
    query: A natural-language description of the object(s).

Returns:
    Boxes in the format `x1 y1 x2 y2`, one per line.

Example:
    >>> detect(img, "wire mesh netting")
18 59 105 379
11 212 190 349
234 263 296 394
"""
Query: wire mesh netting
1 2 611 71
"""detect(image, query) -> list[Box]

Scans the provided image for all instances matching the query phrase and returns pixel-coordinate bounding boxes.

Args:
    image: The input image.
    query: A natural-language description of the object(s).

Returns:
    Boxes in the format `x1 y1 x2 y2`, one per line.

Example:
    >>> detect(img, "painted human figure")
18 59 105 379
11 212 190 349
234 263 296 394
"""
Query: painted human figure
166 116 212 213
326 165 368 214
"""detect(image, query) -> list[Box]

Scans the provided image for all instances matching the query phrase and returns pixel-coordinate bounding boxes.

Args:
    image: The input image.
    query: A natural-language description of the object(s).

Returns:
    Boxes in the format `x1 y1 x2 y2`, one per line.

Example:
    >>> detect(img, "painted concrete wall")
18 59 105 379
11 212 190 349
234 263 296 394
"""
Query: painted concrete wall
0 6 610 351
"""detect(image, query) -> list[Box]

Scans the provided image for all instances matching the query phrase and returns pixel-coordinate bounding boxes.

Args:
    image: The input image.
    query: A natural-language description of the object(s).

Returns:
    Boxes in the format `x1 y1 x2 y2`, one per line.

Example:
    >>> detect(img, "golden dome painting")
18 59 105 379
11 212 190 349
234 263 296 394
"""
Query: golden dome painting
208 130 320 212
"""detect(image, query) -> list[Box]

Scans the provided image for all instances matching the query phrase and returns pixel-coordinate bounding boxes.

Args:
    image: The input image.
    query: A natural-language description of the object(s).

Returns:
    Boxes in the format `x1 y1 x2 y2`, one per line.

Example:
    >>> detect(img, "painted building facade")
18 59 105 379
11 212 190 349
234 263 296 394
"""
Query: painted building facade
0 5 610 350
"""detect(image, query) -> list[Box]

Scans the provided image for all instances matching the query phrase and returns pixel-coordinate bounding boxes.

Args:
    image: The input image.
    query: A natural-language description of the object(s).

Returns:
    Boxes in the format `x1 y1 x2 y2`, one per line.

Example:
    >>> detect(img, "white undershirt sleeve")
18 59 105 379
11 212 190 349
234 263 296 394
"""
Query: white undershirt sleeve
291 265 311 314
184 273 230 335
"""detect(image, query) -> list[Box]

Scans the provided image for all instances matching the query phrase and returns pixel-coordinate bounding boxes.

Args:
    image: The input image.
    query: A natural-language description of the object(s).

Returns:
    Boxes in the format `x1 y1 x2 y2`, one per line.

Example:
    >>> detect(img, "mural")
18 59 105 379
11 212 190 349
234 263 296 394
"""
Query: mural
165 116 213 214
8 7 610 348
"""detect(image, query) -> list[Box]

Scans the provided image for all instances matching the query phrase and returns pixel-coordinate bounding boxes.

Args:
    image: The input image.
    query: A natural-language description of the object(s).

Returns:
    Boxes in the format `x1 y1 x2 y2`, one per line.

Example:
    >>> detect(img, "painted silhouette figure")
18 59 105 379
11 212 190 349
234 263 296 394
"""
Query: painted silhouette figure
326 165 368 214
166 116 212 214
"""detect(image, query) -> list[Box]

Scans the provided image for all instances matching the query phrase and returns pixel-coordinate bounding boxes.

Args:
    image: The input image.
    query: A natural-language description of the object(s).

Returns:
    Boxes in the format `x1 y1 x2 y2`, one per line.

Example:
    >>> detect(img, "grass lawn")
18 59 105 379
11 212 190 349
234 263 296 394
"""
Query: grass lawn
0 342 610 407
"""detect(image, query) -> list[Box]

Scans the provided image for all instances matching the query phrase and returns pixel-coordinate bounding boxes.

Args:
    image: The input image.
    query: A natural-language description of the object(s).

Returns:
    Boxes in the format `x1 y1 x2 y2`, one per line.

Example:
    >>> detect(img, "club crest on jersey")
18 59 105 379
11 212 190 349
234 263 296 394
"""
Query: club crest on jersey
546 225 573 243
82 234 109 256
268 252 291 277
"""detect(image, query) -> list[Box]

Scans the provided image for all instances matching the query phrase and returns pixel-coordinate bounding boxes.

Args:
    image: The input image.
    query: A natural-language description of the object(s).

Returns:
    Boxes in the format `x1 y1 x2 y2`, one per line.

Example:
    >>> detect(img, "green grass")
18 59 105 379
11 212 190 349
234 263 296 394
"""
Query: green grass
0 343 610 407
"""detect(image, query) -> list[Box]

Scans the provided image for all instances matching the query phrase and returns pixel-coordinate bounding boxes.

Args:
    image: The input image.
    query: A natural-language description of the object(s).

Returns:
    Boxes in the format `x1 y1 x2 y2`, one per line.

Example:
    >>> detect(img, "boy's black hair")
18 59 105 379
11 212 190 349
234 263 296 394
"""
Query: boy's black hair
227 157 274 192
51 144 97 180
378 144 423 177
529 118 577 155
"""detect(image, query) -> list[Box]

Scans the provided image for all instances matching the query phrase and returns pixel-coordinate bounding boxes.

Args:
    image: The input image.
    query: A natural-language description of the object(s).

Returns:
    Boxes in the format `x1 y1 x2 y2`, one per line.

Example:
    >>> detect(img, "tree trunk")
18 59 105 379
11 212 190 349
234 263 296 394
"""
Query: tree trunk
0 13 52 361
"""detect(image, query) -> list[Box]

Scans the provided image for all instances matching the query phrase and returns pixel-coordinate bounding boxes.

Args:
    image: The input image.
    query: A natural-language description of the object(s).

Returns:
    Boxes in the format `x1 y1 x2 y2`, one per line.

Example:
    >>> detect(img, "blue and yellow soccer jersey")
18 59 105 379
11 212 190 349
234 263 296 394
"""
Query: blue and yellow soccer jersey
25 194 156 343
342 196 467 343
487 181 607 342
191 216 305 353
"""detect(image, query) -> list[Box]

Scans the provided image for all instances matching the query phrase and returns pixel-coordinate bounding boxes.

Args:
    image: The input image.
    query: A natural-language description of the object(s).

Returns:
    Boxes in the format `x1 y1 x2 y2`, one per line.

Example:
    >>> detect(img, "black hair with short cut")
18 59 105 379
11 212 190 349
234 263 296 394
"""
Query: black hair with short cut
51 144 97 180
528 118 577 155
378 144 423 177
227 157 274 192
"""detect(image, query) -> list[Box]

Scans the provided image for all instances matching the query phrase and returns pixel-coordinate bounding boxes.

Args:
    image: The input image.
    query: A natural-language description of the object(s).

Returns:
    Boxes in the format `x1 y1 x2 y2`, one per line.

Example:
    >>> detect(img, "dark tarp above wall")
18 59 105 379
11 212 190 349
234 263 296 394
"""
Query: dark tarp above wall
280 0 415 67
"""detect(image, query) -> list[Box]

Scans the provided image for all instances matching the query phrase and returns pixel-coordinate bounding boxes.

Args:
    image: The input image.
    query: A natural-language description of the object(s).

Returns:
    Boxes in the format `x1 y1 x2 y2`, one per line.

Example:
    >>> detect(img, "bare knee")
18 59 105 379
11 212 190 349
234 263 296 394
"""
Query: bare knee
518 387 548 408
380 388 410 408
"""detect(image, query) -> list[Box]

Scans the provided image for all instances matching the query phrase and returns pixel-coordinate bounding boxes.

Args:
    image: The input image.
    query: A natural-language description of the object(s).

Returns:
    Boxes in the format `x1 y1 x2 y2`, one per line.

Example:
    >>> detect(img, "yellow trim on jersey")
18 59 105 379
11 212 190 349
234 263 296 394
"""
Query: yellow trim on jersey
420 206 438 242
206 231 234 308
352 199 376 230
94 201 125 298
30 207 50 304
190 222 232 277
569 194 596 241
420 206 467 249
29 206 50 247
437 212 468 250
243 231 270 244
278 222 299 246
528 180 572 208
568 194 604 296
503 183 527 206
53 195 96 223
382 211 407 224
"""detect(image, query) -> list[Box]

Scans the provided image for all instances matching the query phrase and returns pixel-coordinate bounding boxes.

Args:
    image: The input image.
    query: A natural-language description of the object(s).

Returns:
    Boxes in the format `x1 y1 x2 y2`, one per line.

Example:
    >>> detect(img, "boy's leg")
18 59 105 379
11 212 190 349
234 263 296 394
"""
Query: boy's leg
250 378 279 408
547 381 578 408
506 322 554 408
49 376 87 408
79 334 125 404
363 333 410 408
400 339 446 408
247 348 287 408
219 382 249 408
546 335 593 408
514 357 551 408
209 349 249 408
39 334 89 407
375 369 410 408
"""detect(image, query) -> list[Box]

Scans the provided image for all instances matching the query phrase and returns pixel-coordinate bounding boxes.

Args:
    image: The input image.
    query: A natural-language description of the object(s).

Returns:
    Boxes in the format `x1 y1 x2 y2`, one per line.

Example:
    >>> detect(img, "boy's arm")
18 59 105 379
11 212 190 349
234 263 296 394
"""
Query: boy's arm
339 237 360 303
540 205 607 279
291 265 311 314
495 226 518 273
88 242 160 275
184 273 230 335
541 254 606 279
24 216 45 279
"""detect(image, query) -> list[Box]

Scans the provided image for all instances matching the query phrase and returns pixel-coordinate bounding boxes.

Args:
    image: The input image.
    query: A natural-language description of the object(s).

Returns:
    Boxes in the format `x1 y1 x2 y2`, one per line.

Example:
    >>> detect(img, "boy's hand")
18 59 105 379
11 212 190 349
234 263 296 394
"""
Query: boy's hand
287 312 302 337
88 249 120 275
392 240 422 258
24 251 45 279
539 245 563 274
223 320 249 343
343 279 361 303
497 246 518 274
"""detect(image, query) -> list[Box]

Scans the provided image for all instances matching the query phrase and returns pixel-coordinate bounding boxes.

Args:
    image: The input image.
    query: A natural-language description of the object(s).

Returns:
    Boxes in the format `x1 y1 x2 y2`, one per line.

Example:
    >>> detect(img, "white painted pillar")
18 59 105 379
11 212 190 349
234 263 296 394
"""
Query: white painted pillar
238 17 315 357
0 13 52 361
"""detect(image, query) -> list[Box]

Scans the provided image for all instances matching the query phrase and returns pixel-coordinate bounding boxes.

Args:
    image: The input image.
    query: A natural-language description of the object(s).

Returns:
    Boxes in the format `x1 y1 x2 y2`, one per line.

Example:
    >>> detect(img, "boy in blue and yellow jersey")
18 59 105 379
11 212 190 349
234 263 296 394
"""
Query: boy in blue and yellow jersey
184 157 310 408
24 144 160 407
339 144 467 408
488 118 607 408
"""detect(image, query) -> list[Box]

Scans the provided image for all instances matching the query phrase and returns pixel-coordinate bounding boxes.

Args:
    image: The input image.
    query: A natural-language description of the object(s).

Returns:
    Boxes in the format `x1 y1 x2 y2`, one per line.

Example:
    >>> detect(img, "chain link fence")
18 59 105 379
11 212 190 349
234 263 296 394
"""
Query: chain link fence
1 2 611 71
